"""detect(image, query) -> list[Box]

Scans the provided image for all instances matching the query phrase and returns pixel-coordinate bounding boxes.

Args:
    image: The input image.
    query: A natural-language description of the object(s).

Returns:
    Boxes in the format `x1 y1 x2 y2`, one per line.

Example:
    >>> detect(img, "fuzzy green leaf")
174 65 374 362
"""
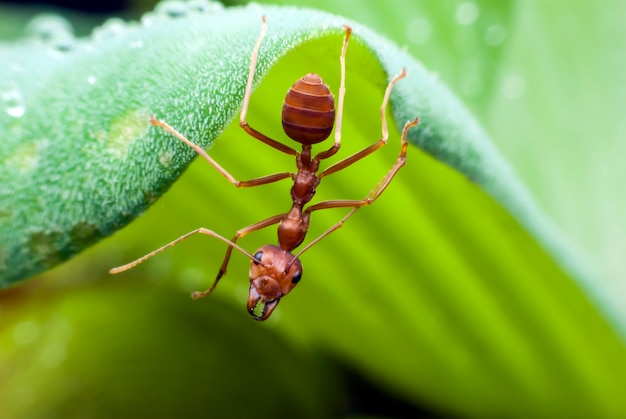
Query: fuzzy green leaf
1 3 624 418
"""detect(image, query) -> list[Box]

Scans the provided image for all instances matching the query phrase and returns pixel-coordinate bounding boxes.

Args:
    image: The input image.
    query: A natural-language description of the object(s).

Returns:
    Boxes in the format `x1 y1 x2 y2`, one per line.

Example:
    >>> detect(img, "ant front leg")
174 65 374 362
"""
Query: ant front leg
192 213 286 299
151 116 293 188
109 228 261 275
317 68 408 177
314 25 352 161
293 117 418 259
239 16 299 157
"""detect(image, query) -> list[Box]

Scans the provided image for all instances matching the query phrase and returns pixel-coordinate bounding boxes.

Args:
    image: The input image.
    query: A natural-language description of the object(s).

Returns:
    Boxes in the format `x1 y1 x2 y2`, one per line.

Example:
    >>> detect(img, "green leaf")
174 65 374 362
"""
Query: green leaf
0 278 341 418
1 3 624 418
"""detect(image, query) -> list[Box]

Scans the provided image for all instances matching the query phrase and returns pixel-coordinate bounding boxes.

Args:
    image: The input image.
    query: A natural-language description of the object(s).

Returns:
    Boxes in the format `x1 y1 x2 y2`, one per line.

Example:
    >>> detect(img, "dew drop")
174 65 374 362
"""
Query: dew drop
456 2 479 26
155 0 188 18
187 0 224 14
2 86 26 118
92 17 127 42
485 24 507 46
26 14 76 51
52 34 75 51
141 12 156 28
26 14 73 41
406 17 432 44
502 74 526 99
87 75 97 84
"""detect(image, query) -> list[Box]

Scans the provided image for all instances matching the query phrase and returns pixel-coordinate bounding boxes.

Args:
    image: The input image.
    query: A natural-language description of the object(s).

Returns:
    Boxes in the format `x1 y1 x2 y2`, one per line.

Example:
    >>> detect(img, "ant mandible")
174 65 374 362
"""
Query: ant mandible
110 16 419 320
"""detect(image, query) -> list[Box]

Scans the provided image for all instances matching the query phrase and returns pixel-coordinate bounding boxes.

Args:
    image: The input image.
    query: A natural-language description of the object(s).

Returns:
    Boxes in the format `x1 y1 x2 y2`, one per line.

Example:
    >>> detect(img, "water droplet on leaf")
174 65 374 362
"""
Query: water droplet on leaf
92 18 127 42
26 14 73 41
456 2 479 26
187 0 223 14
155 1 188 18
2 86 26 118
26 14 76 51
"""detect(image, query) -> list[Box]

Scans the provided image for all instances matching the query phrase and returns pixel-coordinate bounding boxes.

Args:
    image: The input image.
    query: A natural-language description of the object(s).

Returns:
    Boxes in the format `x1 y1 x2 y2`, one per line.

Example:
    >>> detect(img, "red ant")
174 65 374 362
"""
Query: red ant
110 16 418 320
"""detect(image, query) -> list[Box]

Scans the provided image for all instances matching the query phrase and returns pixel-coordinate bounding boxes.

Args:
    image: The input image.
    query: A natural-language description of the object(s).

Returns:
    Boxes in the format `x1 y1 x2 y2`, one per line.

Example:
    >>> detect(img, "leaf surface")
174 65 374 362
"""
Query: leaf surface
0 4 624 418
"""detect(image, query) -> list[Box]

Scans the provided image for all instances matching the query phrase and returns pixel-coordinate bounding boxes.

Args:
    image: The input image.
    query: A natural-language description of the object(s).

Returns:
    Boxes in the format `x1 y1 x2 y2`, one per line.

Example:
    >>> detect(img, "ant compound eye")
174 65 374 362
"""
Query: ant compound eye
253 251 264 264
291 270 302 284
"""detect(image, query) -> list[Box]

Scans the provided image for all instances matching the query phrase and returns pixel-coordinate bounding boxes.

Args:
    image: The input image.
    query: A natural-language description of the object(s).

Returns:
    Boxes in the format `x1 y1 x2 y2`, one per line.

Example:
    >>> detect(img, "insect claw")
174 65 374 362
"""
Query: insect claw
191 290 210 300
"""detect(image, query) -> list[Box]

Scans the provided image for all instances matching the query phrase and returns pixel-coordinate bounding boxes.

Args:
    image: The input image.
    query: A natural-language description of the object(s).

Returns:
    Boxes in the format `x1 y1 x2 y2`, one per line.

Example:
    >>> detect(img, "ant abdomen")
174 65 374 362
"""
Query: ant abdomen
282 73 335 145
110 17 416 322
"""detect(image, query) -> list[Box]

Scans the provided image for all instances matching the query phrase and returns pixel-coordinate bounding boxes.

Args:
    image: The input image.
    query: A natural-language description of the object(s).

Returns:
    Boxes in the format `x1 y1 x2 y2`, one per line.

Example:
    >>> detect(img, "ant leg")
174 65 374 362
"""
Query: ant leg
109 228 261 275
192 213 285 299
294 118 418 259
151 116 293 187
292 208 358 260
240 16 298 157
152 20 298 187
317 68 408 175
314 25 352 161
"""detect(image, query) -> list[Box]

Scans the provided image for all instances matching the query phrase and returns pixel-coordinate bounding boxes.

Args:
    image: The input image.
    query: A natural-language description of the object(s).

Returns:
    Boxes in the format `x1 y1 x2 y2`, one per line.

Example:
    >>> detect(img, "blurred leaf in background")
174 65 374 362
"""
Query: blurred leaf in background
0 1 625 419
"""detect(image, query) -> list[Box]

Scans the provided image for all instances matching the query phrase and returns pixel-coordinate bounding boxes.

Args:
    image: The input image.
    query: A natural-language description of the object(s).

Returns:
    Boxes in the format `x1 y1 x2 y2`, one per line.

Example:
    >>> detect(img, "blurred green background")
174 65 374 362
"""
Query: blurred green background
1 0 624 418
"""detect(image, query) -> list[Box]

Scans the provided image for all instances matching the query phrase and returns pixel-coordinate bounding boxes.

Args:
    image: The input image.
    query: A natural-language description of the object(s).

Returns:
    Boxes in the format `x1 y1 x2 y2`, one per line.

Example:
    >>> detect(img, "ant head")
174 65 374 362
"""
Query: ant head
282 73 335 145
247 244 303 321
